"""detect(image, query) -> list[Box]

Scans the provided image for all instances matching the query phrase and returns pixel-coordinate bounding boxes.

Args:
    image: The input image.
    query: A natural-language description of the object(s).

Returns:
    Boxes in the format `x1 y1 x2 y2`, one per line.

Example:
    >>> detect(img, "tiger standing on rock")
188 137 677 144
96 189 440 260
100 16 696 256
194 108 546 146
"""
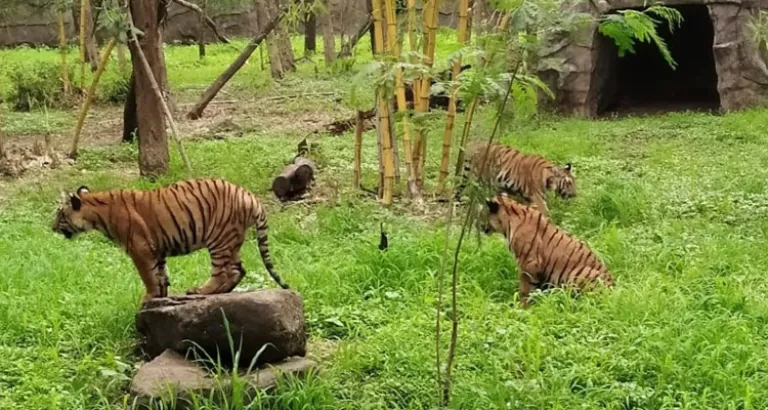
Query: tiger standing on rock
456 141 577 217
51 178 289 304
480 194 613 307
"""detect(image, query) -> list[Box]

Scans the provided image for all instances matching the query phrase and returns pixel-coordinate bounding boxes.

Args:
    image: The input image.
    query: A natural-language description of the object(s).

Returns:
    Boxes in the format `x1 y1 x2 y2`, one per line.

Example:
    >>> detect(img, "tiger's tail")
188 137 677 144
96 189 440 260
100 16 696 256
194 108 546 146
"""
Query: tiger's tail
253 210 290 289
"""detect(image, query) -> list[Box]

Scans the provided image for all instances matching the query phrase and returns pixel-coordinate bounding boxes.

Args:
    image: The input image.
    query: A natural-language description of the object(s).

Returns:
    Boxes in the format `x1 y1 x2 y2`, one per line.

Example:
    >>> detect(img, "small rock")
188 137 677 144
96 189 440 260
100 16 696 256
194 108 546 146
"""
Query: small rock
136 290 307 368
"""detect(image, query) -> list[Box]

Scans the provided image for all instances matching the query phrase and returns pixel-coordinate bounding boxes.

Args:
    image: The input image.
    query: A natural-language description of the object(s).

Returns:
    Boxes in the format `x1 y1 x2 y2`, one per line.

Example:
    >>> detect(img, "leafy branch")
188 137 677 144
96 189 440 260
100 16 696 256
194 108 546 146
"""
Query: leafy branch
598 4 684 69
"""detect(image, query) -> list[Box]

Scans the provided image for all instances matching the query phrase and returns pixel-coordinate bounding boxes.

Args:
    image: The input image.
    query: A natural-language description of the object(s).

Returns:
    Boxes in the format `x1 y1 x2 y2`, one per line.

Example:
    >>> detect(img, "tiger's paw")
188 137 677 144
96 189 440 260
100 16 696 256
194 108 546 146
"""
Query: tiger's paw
185 287 201 295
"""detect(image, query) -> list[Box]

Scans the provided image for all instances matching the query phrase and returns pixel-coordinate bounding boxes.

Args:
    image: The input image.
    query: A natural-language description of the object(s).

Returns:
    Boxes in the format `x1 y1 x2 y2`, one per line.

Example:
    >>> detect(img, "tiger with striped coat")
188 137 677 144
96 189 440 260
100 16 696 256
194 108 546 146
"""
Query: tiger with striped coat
51 178 289 304
456 141 576 217
480 194 613 307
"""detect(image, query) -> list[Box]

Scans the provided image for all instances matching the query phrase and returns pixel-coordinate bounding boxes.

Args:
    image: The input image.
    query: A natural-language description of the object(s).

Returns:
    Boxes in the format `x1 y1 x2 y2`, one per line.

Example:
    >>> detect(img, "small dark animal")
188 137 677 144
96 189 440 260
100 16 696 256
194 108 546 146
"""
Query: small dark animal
378 222 388 252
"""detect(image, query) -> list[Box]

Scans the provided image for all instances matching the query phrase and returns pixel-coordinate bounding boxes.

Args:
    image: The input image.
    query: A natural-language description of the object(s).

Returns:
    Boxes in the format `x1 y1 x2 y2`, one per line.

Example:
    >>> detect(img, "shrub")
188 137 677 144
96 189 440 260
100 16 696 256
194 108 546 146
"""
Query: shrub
5 61 70 111
97 66 131 104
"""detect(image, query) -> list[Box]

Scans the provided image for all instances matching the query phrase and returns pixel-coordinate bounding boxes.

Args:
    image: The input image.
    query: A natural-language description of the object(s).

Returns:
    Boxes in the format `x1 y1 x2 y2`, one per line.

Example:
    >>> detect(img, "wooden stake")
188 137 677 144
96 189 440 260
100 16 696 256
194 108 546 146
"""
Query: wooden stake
70 39 117 159
353 110 364 189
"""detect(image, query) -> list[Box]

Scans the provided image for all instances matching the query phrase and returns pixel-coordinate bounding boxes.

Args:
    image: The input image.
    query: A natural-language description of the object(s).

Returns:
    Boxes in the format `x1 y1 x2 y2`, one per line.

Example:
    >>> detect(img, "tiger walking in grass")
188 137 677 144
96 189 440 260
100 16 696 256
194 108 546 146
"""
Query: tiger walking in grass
51 178 289 304
456 141 577 217
480 194 613 307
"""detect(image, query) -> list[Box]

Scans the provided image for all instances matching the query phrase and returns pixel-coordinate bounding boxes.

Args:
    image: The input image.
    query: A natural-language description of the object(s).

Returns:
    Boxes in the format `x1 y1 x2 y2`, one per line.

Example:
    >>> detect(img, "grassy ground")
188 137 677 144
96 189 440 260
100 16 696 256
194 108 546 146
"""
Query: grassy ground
3 31 768 409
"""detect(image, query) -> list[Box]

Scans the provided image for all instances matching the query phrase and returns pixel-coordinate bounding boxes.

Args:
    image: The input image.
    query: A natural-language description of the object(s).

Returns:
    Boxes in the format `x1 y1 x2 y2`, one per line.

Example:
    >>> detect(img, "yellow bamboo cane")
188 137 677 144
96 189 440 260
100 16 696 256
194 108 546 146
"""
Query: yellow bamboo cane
70 39 117 158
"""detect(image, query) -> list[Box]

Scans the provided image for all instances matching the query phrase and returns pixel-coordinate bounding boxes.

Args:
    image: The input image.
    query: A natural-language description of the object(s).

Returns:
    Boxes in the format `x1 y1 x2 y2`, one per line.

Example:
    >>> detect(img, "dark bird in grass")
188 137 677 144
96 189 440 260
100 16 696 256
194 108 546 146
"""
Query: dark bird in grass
379 222 388 252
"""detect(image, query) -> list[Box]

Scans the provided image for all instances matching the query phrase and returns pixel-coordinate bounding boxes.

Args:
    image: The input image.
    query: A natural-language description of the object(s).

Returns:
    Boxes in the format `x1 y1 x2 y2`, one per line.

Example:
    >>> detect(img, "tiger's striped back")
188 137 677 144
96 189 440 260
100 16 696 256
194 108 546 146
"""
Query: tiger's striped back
482 194 612 306
456 142 576 216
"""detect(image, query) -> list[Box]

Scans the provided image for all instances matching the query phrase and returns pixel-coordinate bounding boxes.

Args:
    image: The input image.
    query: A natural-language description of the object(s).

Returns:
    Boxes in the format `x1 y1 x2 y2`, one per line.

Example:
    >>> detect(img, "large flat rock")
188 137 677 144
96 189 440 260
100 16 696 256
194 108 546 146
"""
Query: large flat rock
131 349 317 406
136 290 307 368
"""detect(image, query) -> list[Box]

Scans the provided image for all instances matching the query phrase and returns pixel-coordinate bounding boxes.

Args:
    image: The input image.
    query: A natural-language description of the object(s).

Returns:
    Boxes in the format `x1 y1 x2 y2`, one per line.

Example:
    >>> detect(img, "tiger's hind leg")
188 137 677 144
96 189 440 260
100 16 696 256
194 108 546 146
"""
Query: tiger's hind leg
186 247 236 295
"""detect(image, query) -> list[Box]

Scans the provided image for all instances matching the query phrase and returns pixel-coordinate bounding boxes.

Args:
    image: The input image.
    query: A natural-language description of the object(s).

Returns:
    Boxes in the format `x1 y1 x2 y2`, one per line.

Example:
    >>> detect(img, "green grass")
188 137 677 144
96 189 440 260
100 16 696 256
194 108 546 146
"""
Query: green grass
4 32 768 409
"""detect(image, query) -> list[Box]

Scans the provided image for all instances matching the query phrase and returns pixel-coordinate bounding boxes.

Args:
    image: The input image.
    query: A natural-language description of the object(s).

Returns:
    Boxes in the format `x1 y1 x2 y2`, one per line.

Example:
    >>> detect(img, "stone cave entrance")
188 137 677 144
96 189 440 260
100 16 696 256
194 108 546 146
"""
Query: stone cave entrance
593 4 721 116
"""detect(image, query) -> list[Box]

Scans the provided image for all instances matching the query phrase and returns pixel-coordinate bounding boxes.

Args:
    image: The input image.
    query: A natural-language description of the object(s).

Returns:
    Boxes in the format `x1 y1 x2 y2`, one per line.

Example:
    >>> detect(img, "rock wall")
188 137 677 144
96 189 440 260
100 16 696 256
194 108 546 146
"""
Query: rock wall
536 0 768 116
0 0 467 48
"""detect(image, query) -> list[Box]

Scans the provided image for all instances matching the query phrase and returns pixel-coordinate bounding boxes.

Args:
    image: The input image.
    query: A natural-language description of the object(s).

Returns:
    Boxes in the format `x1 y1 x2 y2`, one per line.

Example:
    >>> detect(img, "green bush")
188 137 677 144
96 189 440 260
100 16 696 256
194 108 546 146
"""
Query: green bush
5 61 69 111
97 66 131 104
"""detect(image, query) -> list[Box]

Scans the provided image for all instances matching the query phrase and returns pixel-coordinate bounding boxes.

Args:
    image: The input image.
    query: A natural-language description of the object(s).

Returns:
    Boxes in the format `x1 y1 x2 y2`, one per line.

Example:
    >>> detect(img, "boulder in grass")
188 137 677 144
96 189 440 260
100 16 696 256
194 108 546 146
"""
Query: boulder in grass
130 349 317 406
136 290 307 368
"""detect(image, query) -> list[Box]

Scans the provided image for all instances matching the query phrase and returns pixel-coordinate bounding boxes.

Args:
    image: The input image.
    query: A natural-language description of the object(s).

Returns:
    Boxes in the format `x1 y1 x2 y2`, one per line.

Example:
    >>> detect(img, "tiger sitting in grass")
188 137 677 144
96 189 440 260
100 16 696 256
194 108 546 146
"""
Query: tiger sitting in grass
51 178 289 304
456 141 577 217
479 193 613 307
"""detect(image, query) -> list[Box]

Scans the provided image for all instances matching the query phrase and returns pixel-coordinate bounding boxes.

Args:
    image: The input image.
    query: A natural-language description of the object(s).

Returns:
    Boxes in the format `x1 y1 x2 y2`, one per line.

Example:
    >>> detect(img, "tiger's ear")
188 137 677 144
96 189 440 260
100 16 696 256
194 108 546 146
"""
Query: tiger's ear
486 198 500 214
564 163 572 173
76 186 90 195
70 194 82 211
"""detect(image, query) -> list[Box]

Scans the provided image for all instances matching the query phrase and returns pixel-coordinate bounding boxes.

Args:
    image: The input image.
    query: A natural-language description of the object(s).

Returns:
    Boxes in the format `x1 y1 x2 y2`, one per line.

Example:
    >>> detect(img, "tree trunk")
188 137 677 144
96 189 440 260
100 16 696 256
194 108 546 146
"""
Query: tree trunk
337 16 372 58
84 7 99 73
123 73 138 143
321 0 335 65
130 0 170 177
198 0 207 59
366 0 376 55
187 10 285 119
304 9 317 56
257 0 284 79
56 11 71 96
277 24 296 72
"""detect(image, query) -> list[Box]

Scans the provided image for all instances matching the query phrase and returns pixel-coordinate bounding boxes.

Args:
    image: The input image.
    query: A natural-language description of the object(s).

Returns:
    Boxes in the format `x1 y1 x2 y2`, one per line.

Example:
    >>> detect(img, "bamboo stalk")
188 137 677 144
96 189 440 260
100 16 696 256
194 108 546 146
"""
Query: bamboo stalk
412 0 439 192
57 11 71 96
353 110 363 189
70 39 117 159
437 0 469 192
389 99 400 185
374 0 395 204
79 0 88 90
384 0 401 188
454 12 511 177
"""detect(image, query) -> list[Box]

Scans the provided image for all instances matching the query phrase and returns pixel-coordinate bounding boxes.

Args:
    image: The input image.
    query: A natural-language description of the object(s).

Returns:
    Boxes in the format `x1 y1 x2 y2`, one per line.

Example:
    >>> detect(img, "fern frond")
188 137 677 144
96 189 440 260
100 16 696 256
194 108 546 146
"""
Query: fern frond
598 3 682 69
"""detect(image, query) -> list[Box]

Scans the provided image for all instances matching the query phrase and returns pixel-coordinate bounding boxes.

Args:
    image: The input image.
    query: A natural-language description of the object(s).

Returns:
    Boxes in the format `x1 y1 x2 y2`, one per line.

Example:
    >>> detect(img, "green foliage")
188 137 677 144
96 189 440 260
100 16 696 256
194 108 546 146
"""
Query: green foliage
5 60 69 111
599 4 684 69
748 9 768 47
96 65 131 104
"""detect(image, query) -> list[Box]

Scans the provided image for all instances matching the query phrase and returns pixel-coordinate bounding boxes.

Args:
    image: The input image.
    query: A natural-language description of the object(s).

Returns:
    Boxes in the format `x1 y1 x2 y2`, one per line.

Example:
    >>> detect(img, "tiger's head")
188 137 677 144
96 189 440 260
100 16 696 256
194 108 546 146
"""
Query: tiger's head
548 163 576 200
52 186 91 239
477 194 519 236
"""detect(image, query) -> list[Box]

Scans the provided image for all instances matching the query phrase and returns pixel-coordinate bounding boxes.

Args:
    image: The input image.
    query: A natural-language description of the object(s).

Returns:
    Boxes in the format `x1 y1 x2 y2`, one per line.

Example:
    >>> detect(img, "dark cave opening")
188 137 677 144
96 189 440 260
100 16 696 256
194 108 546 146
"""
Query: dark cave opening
593 4 721 116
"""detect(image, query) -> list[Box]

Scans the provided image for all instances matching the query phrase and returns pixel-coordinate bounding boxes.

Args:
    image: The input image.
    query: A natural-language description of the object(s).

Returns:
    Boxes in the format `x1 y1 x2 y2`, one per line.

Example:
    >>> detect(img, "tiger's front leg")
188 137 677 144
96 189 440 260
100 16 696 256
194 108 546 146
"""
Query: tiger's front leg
130 247 169 305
